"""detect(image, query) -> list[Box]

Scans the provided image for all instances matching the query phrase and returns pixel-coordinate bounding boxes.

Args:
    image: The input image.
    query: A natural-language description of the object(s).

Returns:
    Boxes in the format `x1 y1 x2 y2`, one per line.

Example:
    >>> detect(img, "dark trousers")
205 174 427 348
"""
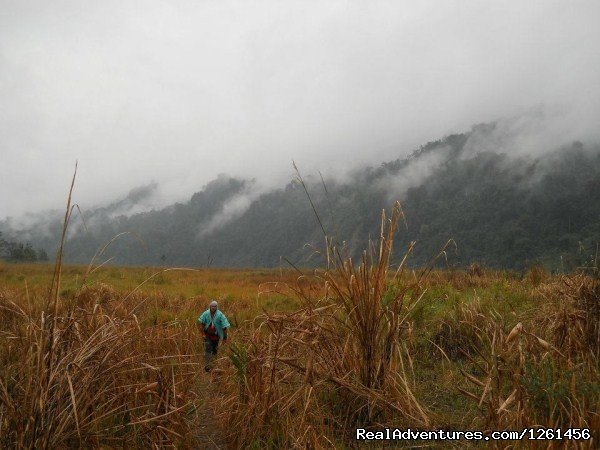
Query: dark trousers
204 338 219 369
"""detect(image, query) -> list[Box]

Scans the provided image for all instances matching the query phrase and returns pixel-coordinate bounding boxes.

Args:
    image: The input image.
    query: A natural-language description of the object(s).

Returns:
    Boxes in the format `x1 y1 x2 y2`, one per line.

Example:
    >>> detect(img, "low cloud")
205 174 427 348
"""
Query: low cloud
379 146 452 201
1 1 599 220
104 182 160 219
462 105 599 160
195 181 265 239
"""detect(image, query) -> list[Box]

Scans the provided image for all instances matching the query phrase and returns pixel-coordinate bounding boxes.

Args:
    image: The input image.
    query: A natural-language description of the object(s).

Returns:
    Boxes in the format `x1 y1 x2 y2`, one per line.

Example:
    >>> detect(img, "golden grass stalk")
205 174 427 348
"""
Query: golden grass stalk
220 202 430 448
0 169 205 448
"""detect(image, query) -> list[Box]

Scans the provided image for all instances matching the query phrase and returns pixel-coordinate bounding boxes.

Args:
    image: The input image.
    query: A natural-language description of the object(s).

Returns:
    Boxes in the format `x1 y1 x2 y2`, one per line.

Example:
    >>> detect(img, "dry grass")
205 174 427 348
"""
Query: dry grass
218 203 431 448
0 280 204 448
0 179 598 448
1 262 598 448
0 171 204 449
452 274 599 448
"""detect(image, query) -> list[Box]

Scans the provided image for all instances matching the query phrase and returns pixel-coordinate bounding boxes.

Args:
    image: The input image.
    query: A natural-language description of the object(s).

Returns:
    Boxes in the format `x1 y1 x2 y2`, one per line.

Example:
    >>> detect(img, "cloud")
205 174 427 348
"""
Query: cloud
462 105 600 160
1 1 599 219
379 146 452 201
103 182 160 218
195 181 264 239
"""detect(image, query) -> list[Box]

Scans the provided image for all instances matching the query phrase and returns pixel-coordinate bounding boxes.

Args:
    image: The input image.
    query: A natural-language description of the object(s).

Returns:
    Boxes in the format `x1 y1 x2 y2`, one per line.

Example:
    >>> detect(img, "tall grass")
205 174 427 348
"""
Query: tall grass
220 202 429 447
1 167 598 448
453 273 599 445
0 167 204 448
0 279 208 449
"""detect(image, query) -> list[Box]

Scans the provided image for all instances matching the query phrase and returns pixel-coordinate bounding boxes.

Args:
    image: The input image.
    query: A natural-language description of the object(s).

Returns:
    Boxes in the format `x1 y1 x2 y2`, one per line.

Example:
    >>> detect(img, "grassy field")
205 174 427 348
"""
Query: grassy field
0 262 304 324
0 213 598 448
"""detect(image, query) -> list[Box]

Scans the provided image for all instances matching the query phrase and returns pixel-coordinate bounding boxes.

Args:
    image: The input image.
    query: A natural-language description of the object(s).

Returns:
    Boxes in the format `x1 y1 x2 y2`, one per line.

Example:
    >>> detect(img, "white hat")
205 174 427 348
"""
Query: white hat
210 300 218 307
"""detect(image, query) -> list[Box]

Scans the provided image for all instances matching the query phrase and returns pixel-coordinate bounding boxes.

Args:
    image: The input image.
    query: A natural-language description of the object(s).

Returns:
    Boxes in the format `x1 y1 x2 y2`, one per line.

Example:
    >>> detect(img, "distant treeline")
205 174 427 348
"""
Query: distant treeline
2 122 600 271
0 232 49 263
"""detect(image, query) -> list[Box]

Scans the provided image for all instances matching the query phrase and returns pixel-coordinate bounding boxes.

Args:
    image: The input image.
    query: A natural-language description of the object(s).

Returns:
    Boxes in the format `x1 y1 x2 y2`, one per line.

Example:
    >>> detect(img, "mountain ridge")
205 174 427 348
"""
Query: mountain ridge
2 121 599 271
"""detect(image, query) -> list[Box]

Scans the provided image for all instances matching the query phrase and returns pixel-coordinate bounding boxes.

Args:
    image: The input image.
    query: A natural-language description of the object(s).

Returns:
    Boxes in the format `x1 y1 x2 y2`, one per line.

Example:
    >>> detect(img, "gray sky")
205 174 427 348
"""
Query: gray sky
1 0 599 219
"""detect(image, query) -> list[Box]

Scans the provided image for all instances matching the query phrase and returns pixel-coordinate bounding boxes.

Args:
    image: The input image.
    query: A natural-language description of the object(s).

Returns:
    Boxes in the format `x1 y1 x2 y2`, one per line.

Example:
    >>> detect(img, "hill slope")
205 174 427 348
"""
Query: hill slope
2 121 599 271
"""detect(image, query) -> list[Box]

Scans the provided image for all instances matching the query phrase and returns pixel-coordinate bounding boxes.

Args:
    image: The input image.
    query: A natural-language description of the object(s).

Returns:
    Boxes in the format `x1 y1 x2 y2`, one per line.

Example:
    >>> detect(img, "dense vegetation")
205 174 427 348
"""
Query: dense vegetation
0 232 49 263
2 122 599 270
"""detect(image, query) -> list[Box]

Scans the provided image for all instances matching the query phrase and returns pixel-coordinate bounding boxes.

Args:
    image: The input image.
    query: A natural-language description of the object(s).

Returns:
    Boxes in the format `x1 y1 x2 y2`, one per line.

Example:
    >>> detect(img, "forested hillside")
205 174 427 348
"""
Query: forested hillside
2 122 599 271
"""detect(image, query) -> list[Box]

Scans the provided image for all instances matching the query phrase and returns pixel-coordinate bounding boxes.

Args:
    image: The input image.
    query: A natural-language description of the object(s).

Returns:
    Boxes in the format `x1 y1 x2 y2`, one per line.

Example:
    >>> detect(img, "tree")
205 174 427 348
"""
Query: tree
37 248 50 262
2 241 38 263
0 232 6 257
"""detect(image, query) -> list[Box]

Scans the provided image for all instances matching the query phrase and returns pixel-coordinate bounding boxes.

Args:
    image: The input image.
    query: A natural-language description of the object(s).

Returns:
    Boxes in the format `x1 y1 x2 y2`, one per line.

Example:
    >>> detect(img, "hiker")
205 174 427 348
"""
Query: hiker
198 300 230 372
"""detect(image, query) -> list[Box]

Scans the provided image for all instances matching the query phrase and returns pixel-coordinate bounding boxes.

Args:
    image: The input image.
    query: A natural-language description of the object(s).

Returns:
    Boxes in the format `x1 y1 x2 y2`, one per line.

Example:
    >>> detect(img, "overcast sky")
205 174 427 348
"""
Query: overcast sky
1 0 599 219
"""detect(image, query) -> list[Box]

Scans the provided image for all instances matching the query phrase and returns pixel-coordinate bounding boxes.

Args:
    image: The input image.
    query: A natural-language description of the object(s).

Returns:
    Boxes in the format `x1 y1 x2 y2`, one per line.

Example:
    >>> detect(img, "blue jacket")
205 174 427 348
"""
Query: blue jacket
198 309 230 340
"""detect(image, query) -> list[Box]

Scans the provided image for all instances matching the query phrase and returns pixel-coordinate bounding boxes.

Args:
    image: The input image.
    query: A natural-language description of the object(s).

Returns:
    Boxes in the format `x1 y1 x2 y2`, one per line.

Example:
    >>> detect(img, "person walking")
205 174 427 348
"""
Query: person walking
198 300 230 372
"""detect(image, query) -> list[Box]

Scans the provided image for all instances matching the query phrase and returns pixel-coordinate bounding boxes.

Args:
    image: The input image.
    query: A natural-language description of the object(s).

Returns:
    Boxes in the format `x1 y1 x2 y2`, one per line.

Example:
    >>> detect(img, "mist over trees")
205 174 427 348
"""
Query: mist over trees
1 122 599 271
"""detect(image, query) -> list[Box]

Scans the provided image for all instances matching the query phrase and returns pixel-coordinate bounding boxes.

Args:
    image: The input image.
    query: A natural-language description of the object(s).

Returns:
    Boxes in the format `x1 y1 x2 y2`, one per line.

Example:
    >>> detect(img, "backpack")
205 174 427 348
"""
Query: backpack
206 322 219 342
